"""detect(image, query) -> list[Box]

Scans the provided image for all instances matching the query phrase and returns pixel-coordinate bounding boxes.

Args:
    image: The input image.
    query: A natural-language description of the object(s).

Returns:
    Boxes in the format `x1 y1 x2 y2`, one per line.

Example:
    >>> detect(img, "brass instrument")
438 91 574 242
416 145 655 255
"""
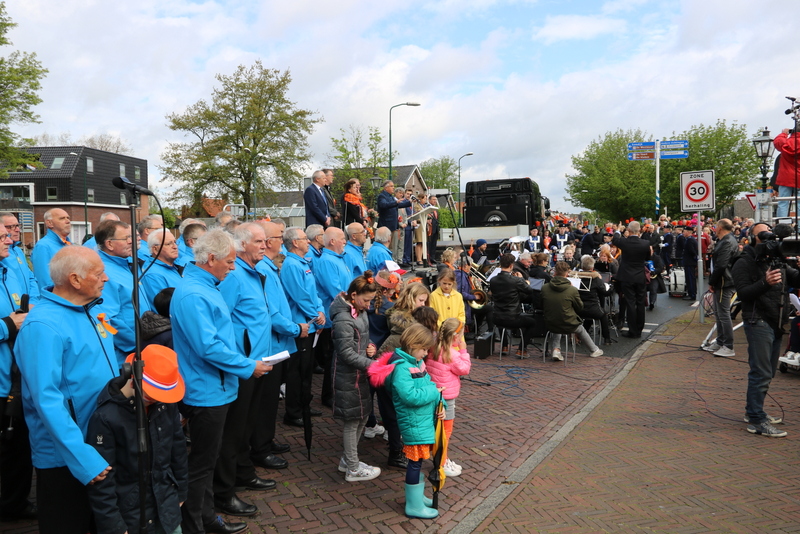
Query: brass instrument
469 290 488 310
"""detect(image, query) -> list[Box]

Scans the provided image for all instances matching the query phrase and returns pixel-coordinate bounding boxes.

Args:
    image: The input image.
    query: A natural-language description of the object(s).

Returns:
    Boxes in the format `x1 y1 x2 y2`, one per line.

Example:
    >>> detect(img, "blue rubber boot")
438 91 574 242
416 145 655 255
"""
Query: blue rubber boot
405 482 438 519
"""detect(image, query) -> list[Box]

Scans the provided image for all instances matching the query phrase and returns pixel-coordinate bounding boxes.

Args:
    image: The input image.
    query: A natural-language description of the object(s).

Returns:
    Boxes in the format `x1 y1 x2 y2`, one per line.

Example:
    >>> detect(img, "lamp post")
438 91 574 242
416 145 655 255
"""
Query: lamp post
388 102 420 184
751 128 776 224
457 152 473 227
69 151 89 240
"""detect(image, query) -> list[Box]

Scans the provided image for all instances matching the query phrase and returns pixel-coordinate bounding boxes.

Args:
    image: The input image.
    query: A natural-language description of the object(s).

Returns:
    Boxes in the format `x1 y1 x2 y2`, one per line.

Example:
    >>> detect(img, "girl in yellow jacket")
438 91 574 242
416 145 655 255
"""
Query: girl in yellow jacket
429 268 466 327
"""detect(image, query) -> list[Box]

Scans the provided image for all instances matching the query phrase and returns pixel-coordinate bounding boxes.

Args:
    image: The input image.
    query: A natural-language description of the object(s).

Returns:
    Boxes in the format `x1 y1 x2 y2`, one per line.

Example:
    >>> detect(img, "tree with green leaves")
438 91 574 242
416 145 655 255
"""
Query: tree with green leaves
418 156 459 194
326 124 391 207
566 121 760 221
160 61 321 209
0 2 47 177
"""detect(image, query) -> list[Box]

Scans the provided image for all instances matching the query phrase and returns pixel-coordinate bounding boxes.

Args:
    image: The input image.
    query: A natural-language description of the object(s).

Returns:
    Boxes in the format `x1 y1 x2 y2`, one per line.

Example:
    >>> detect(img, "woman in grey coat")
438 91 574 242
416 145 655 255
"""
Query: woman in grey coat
330 271 381 482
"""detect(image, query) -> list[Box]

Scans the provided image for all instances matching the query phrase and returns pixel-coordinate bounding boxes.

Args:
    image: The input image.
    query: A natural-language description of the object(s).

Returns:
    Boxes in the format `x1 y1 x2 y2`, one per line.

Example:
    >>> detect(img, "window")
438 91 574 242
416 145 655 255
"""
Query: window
134 166 141 181
86 157 94 174
46 187 57 201
119 163 126 177
51 157 65 170
87 188 95 202
120 192 127 205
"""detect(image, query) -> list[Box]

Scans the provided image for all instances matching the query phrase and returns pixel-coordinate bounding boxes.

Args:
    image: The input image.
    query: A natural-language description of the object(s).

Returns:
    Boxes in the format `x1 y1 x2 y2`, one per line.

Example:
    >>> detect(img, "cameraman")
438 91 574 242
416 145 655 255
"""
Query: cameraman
731 222 798 437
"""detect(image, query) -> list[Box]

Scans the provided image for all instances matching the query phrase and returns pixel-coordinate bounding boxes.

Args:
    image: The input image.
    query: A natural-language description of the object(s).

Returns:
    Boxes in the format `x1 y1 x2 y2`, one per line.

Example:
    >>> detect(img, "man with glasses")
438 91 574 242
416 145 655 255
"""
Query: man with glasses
280 227 325 427
0 212 39 303
95 220 151 366
141 229 183 307
344 222 367 277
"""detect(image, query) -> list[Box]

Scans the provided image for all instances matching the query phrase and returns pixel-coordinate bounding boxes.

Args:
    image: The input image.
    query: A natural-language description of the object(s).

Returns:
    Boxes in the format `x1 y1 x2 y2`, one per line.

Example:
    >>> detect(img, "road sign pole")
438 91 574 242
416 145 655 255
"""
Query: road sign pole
655 139 660 217
697 220 704 323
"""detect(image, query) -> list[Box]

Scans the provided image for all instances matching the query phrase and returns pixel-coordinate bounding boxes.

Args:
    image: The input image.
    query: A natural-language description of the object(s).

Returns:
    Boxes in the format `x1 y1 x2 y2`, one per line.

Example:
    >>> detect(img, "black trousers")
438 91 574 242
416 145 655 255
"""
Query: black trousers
375 385 403 454
179 403 229 534
314 328 333 405
622 281 647 336
494 314 538 344
285 335 314 420
580 305 610 340
0 399 32 515
36 466 94 534
250 360 284 458
213 377 259 500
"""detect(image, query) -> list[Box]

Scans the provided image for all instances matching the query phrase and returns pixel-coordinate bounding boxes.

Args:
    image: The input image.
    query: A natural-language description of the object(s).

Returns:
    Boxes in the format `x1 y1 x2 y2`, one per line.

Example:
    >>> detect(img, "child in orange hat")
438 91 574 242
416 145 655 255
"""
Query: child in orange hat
86 345 187 534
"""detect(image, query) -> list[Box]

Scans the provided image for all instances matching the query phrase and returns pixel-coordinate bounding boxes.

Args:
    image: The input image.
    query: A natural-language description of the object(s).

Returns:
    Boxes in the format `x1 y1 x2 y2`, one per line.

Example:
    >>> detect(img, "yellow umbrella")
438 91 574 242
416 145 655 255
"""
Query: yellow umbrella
427 394 447 509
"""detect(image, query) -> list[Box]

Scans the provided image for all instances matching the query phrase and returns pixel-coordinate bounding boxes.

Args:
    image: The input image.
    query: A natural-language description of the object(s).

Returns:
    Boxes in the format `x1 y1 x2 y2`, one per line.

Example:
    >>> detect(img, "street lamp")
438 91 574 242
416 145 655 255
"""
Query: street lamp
69 151 88 240
457 152 473 227
752 127 775 190
388 102 421 185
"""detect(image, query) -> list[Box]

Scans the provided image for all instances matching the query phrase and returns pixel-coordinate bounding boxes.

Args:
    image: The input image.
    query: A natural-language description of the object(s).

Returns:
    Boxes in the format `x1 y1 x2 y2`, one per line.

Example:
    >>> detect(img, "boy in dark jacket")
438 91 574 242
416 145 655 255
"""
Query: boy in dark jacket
86 345 188 534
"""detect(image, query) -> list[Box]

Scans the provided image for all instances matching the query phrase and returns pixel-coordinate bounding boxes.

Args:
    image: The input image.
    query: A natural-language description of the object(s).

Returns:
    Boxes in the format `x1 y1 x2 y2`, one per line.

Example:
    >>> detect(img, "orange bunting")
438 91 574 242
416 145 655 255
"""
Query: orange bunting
97 313 118 335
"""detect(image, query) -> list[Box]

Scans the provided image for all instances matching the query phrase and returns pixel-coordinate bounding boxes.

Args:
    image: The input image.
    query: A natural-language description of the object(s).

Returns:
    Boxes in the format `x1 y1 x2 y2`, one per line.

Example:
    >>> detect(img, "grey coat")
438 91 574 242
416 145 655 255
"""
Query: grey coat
330 294 373 420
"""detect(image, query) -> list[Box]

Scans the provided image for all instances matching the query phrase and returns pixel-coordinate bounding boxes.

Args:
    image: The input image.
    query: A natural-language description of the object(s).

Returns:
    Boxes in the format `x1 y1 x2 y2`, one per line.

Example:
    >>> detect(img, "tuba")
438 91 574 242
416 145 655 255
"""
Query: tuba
469 290 488 310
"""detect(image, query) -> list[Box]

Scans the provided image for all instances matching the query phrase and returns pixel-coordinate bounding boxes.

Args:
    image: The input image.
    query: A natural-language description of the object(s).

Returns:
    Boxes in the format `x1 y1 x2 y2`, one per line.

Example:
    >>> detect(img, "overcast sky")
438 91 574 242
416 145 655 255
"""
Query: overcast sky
8 0 798 212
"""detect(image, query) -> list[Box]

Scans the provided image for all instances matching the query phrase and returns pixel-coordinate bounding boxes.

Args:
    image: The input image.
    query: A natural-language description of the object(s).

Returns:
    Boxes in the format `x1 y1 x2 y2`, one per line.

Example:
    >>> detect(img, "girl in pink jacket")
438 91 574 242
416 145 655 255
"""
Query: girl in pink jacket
425 318 471 477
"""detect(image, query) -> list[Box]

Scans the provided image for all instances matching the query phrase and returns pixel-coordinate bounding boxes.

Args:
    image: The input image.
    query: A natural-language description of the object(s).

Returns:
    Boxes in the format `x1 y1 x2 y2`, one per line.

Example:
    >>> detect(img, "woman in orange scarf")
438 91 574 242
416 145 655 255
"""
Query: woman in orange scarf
341 179 368 229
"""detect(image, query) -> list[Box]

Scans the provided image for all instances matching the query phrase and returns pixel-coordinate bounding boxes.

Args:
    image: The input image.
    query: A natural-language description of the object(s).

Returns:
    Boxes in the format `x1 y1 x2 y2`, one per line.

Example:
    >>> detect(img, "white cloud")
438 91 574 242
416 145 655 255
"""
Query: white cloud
532 14 627 44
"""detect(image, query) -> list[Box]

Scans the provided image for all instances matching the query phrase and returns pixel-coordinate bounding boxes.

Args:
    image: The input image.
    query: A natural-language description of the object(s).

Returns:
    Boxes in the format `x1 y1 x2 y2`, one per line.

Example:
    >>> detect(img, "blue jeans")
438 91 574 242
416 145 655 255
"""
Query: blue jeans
776 185 796 217
743 320 783 424
712 285 736 348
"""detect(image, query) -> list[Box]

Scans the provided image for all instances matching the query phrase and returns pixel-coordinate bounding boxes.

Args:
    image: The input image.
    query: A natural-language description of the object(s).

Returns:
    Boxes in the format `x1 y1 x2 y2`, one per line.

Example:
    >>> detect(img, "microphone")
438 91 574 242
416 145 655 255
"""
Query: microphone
112 176 155 196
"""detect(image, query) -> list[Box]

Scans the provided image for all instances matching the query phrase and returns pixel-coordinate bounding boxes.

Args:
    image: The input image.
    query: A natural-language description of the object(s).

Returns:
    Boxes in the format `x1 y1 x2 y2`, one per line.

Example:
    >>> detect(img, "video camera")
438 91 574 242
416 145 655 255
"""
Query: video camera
754 224 800 266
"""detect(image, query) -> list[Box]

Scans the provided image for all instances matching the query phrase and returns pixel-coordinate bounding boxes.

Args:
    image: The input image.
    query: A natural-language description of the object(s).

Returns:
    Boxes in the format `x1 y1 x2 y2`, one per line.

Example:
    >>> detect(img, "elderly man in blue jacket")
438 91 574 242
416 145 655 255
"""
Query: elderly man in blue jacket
367 227 394 273
280 226 325 427
0 212 39 305
140 228 183 307
343 222 368 277
376 180 411 261
31 208 73 290
171 229 271 534
254 221 308 463
15 246 116 534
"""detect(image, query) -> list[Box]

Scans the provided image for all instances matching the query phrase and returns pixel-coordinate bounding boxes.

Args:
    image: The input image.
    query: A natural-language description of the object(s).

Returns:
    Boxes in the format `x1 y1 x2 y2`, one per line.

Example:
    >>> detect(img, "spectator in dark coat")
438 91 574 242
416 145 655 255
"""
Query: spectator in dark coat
304 170 331 228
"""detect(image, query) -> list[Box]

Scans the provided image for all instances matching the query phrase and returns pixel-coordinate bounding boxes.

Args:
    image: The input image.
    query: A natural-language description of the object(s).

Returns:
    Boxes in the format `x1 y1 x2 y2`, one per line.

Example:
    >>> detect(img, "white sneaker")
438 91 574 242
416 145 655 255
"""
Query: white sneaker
443 458 461 477
784 352 797 362
589 348 604 358
345 464 381 482
713 346 735 358
703 342 721 353
364 424 386 439
552 348 563 361
338 457 369 473
279 383 286 399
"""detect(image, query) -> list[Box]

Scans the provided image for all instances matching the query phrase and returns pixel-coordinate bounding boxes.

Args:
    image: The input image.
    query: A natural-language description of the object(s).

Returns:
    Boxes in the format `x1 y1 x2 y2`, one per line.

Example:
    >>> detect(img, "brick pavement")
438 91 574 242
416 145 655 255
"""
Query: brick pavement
1 333 630 534
473 312 800 533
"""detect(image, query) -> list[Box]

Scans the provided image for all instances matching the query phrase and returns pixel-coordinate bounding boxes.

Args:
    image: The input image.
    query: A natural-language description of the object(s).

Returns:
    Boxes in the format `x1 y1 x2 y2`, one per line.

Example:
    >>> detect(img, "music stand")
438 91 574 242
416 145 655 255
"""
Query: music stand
409 205 439 264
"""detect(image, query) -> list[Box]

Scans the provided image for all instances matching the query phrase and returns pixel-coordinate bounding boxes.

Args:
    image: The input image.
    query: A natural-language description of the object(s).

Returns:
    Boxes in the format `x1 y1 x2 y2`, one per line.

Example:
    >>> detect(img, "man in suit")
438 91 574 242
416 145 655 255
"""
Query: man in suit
322 169 341 227
611 221 652 339
304 170 331 228
376 181 411 261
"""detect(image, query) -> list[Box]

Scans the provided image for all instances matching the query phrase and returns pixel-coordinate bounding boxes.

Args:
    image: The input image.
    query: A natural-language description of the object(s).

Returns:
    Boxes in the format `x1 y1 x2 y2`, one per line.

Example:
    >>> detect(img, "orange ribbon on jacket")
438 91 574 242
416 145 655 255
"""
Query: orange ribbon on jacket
97 313 118 335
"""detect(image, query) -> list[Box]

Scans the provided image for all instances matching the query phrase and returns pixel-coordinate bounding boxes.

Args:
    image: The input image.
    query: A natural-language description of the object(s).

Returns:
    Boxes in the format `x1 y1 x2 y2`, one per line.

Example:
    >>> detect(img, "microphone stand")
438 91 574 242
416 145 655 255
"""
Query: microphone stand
124 188 149 534
440 193 467 257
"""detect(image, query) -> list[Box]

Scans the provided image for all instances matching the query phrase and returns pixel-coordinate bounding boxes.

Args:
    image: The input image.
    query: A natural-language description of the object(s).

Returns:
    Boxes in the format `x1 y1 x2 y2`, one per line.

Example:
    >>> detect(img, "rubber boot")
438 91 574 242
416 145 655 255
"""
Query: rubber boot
404 482 438 519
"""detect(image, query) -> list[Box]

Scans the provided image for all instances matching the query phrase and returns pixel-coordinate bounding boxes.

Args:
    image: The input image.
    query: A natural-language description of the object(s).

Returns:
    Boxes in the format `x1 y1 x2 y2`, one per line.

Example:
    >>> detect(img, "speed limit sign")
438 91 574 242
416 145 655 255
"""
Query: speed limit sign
680 170 715 212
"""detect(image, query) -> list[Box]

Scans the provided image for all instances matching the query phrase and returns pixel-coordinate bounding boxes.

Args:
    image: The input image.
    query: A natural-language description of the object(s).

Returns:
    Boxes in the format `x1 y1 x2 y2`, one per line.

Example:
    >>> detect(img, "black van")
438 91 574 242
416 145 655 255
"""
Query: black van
463 177 549 229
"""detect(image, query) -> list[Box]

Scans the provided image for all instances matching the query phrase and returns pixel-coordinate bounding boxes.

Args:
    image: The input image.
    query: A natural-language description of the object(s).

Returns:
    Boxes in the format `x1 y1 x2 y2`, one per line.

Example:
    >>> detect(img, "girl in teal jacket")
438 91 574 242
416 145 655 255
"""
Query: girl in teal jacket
369 324 444 519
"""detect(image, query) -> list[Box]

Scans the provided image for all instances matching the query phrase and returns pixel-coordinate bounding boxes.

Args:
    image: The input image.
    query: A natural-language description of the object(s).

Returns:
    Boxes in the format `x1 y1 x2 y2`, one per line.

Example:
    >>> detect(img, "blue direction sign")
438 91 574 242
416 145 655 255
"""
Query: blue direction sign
628 142 655 151
660 150 689 159
660 140 688 149
628 152 655 160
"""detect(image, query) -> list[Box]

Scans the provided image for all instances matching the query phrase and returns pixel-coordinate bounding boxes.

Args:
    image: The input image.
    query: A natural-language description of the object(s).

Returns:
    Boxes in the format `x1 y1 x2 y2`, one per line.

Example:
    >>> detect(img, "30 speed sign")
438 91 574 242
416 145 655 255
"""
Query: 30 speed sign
680 170 715 212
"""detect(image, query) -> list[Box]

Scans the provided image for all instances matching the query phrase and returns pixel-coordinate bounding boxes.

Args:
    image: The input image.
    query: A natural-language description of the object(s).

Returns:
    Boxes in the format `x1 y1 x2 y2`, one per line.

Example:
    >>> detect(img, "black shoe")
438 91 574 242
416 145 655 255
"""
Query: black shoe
252 453 289 469
235 477 277 491
0 502 37 522
648 305 654 311
603 338 613 345
682 295 694 301
283 417 305 428
270 441 291 454
309 408 322 417
213 495 257 517
204 515 247 534
313 365 324 375
388 450 408 469
321 398 333 408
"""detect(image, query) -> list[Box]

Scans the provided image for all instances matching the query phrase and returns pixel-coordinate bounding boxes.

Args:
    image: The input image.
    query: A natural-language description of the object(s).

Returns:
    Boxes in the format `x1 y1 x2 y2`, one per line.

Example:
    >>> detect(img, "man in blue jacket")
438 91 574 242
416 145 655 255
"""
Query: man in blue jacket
344 222 367 277
280 227 325 427
213 223 279 517
254 221 308 464
304 170 331 228
31 208 73 290
0 212 39 304
367 227 394 273
141 229 183 307
376 181 411 261
171 229 272 534
95 220 152 366
15 246 116 534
